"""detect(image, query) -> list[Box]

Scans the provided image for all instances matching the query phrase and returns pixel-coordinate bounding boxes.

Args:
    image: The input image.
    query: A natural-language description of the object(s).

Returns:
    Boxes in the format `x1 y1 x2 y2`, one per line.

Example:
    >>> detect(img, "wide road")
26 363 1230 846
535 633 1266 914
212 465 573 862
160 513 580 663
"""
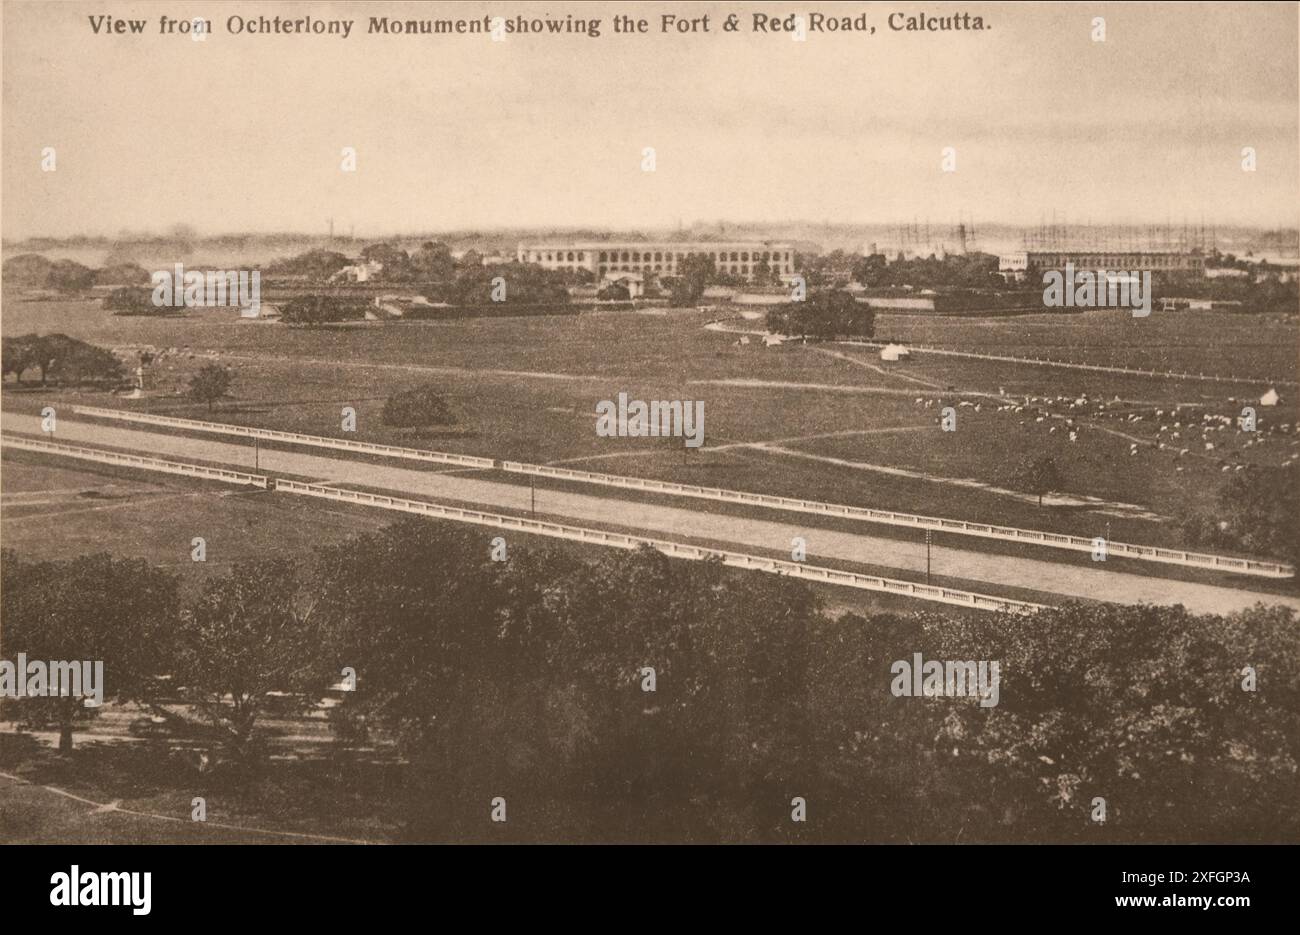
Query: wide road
4 413 1298 615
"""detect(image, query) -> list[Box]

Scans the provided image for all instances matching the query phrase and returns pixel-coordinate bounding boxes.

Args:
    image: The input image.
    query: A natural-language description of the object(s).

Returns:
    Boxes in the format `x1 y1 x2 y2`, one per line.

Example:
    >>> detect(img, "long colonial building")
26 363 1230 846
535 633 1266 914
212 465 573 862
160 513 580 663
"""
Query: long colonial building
999 250 1205 279
517 241 796 281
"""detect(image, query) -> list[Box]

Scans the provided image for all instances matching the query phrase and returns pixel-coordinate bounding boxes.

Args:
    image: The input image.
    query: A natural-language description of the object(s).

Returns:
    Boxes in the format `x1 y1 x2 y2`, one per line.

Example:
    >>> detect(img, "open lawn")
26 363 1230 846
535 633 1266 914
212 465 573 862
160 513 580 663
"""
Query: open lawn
877 308 1298 381
5 294 1297 563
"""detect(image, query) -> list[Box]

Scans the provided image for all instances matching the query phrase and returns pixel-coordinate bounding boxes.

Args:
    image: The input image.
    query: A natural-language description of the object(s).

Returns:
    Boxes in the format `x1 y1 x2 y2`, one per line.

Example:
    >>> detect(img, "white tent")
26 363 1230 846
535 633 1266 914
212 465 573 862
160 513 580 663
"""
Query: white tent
880 344 911 361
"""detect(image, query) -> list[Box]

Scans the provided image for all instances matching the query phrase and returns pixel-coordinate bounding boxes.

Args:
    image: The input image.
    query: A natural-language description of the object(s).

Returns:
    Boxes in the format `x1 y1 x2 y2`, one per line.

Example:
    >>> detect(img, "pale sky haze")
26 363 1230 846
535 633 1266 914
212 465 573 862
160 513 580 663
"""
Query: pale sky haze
2 0 1297 238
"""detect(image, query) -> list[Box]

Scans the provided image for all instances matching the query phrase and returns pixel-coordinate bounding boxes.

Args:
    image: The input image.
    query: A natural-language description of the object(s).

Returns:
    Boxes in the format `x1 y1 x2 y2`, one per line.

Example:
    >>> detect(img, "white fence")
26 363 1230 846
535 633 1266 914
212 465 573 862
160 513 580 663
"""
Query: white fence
1 433 268 488
3 432 1044 613
67 405 1294 579
498 462 1294 578
272 480 1047 614
70 405 495 470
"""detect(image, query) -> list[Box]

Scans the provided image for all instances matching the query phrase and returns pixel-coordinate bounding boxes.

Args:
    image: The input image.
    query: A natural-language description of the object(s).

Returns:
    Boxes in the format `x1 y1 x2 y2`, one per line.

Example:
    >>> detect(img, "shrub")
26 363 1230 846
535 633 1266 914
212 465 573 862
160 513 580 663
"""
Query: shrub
382 384 457 428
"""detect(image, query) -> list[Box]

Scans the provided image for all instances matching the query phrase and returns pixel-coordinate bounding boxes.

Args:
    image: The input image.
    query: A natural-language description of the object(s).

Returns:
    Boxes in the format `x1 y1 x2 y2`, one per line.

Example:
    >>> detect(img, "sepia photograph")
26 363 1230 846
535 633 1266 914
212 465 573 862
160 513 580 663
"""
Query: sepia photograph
1 0 1297 912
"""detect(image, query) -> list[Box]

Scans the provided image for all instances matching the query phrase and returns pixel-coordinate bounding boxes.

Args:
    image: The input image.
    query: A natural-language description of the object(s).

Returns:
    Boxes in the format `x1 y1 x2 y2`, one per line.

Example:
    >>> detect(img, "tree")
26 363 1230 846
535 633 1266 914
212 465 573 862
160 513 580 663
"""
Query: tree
1 253 54 288
917 602 1300 842
441 262 569 307
670 253 716 307
382 384 457 428
280 294 368 324
851 253 888 286
2 336 37 383
103 286 160 314
188 363 232 411
265 249 351 280
360 242 414 281
0 550 179 752
752 258 776 285
4 334 124 386
1010 454 1064 507
411 241 456 280
21 334 70 386
176 559 330 767
48 339 127 386
44 259 97 292
312 520 528 836
94 263 151 287
766 290 873 341
1182 463 1299 565
597 281 631 301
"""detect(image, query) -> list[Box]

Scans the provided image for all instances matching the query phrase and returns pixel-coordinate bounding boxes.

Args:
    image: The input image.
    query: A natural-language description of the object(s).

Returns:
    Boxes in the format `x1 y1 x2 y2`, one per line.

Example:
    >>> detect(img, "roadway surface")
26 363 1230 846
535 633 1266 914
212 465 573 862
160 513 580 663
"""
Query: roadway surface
4 412 1298 615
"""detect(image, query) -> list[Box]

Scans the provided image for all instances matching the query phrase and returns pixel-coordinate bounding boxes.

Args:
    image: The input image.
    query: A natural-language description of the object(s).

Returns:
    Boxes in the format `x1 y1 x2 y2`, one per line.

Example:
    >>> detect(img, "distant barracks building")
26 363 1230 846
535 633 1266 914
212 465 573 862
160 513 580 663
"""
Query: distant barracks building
999 250 1205 280
518 242 796 281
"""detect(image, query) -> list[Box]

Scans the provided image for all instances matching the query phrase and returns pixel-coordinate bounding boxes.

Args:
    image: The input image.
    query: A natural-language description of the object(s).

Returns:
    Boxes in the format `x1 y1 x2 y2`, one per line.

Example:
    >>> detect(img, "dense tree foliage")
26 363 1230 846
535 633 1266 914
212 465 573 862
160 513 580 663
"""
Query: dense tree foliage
1182 463 1299 565
381 384 457 428
265 249 351 280
103 286 164 314
3 521 1297 841
852 252 1004 289
0 551 179 751
280 294 369 324
765 290 875 340
432 262 571 307
667 252 717 307
1 334 125 386
176 560 331 765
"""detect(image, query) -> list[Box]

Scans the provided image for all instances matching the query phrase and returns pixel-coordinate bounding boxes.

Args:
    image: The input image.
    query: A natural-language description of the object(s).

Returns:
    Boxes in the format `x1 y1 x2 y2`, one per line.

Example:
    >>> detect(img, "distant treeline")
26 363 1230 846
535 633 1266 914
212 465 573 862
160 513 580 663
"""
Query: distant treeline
3 254 150 292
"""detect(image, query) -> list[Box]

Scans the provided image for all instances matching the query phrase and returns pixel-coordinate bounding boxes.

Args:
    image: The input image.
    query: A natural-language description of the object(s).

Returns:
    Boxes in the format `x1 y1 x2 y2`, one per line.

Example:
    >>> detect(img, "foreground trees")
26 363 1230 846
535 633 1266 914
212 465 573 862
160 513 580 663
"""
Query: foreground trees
176 560 331 765
0 551 179 751
2 522 1297 841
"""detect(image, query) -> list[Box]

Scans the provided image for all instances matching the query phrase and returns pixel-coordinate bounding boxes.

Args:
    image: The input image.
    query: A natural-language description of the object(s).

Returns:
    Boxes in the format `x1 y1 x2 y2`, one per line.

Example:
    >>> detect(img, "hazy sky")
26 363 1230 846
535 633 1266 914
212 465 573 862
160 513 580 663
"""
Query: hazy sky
3 0 1297 238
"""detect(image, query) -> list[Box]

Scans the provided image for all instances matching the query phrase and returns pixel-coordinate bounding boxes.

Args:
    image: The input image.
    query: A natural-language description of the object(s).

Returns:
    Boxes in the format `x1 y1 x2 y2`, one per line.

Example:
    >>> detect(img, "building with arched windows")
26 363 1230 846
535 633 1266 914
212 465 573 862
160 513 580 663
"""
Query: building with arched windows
998 251 1205 282
517 241 796 282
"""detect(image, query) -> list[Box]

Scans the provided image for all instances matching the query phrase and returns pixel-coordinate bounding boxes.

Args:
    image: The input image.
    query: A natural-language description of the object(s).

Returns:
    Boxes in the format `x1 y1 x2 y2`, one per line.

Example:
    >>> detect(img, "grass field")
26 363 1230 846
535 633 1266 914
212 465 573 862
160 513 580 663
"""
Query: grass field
3 295 1298 844
3 450 1003 616
877 309 1298 380
5 293 1298 562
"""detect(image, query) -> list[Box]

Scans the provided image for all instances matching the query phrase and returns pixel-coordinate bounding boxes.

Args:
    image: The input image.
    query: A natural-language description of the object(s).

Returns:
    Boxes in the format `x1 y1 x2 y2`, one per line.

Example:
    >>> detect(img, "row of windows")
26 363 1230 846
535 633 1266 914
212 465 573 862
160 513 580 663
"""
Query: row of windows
599 264 785 275
524 249 791 264
596 250 789 263
1034 255 1203 269
524 251 582 262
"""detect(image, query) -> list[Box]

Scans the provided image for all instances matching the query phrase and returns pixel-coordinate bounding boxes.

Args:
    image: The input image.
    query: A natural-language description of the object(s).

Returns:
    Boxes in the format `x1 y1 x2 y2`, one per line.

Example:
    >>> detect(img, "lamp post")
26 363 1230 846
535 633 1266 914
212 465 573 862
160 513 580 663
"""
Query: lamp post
925 529 932 584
